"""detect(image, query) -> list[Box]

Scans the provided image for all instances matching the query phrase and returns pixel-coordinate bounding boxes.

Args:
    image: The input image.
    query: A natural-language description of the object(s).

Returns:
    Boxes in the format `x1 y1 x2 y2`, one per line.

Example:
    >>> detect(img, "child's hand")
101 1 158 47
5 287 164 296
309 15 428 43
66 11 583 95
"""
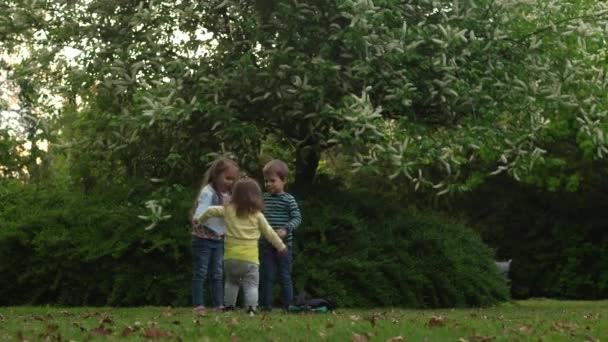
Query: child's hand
277 228 287 239
277 248 288 256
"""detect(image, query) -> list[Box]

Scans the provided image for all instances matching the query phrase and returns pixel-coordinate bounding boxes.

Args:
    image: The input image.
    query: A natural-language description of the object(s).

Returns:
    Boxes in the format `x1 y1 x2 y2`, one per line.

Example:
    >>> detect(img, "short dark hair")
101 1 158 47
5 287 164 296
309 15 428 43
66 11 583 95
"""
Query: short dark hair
231 178 264 217
263 159 289 181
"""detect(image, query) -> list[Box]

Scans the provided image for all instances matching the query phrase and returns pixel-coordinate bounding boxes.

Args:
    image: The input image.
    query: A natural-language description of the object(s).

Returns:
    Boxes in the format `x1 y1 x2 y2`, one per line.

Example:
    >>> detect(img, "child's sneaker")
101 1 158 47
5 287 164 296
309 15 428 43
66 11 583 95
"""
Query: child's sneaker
193 306 206 315
246 306 257 316
223 306 235 312
214 306 225 312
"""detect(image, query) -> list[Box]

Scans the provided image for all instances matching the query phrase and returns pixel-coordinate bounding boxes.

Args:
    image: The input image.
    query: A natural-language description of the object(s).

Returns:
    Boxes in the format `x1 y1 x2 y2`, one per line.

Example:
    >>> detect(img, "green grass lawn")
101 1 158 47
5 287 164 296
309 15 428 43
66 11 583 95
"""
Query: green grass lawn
1 300 606 341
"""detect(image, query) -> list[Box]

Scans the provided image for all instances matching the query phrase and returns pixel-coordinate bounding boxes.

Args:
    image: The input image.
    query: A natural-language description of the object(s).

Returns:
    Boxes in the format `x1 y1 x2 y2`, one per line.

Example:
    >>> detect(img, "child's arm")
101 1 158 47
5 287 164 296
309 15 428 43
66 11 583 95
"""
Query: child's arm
258 213 287 252
192 188 215 223
196 206 225 223
284 195 302 233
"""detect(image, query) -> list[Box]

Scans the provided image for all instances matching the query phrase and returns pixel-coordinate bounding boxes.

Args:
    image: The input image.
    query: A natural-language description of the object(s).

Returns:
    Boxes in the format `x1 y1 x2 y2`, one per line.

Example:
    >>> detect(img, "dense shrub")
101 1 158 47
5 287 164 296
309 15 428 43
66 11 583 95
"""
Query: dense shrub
1 177 509 307
291 177 509 308
457 176 608 299
0 179 193 306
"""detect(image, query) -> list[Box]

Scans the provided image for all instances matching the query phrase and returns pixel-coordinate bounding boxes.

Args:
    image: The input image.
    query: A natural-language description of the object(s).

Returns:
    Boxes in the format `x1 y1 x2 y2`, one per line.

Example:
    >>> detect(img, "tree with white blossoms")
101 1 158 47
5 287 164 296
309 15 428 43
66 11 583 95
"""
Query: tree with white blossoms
328 0 608 194
1 0 607 194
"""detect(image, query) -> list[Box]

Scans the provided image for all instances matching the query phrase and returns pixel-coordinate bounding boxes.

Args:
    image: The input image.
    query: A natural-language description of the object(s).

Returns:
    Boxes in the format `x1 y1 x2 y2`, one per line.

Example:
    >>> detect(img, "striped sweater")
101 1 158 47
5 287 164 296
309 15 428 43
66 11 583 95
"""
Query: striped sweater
262 192 301 245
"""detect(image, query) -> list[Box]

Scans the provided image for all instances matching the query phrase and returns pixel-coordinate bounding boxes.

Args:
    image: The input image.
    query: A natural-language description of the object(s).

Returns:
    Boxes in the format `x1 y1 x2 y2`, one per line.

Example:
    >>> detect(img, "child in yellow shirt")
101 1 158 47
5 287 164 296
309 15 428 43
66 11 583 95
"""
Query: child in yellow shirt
196 178 286 314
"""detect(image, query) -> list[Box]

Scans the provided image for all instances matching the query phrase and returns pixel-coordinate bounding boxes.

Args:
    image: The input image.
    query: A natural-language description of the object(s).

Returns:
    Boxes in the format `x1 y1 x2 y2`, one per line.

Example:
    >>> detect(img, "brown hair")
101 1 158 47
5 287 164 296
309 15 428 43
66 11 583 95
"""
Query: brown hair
231 178 264 217
190 158 238 220
262 159 289 181
203 158 238 195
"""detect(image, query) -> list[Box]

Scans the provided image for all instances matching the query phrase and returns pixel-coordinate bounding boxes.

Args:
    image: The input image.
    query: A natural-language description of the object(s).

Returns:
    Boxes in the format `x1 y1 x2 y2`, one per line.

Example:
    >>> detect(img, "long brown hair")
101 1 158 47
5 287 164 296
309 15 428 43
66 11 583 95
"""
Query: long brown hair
202 158 238 195
231 178 264 218
190 158 238 220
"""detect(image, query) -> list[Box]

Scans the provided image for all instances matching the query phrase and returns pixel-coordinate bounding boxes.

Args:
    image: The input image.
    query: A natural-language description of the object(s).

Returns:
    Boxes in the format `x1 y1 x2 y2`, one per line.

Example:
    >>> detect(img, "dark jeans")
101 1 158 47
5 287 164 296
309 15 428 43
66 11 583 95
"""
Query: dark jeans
259 243 293 309
191 237 224 307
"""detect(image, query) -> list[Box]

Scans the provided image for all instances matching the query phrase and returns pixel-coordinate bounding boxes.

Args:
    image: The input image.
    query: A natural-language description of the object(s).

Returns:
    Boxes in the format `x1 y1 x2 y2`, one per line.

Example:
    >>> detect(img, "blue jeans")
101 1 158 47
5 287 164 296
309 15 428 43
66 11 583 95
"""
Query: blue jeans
191 237 224 307
259 243 293 309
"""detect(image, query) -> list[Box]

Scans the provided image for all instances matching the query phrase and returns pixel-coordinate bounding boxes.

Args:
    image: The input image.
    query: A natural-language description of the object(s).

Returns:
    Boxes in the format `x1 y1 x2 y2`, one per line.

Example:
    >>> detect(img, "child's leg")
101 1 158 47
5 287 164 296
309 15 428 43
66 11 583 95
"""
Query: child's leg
192 237 212 307
223 260 241 308
277 245 294 308
259 244 277 309
242 262 260 310
208 240 224 307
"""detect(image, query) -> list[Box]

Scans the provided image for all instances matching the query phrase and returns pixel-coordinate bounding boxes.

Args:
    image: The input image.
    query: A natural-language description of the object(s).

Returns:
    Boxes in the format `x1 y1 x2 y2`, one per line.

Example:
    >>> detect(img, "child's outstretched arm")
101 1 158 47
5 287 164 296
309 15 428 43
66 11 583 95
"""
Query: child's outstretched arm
284 195 302 233
258 213 287 252
193 188 215 223
196 206 225 223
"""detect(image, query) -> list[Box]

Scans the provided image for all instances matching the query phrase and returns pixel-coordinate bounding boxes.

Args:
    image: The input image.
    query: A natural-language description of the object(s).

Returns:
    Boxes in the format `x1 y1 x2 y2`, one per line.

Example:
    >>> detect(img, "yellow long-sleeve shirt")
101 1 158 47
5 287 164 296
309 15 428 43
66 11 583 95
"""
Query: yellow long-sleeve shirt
197 205 286 264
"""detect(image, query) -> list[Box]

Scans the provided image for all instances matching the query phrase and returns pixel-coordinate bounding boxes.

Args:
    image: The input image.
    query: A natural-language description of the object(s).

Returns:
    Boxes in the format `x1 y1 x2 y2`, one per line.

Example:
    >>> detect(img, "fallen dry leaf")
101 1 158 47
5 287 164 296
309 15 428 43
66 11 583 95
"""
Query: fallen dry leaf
584 313 600 320
72 322 86 332
46 324 59 332
504 326 530 335
82 312 100 319
552 321 578 332
326 322 335 329
90 324 112 336
37 331 62 341
349 315 362 322
31 314 52 321
121 327 135 337
369 314 381 327
516 326 534 334
386 336 405 341
352 333 369 342
319 331 328 340
230 335 240 342
585 335 599 342
100 316 114 325
466 333 495 342
142 327 174 339
427 315 446 328
227 317 240 328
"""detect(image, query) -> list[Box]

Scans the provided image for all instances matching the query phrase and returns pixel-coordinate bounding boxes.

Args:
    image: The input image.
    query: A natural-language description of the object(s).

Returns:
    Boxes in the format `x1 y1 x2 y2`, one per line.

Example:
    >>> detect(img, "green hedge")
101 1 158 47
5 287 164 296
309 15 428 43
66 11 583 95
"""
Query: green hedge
0 177 509 307
0 179 192 306
457 176 608 299
292 178 509 308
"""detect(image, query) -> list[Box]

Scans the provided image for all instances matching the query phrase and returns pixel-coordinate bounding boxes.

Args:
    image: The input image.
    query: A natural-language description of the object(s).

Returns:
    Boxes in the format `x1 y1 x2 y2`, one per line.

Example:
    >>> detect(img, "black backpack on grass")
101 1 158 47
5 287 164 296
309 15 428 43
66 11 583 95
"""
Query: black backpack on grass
288 294 337 313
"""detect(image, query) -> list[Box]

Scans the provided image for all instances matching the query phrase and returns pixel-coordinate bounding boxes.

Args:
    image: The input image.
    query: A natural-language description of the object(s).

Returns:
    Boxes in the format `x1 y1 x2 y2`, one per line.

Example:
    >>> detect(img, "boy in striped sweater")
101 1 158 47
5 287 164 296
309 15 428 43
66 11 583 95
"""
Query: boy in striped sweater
259 159 302 311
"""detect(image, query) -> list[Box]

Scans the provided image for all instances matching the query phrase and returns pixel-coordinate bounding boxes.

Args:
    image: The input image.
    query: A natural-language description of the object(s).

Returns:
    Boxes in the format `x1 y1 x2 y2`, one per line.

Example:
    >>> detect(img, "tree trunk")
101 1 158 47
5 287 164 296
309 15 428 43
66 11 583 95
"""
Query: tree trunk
294 147 320 188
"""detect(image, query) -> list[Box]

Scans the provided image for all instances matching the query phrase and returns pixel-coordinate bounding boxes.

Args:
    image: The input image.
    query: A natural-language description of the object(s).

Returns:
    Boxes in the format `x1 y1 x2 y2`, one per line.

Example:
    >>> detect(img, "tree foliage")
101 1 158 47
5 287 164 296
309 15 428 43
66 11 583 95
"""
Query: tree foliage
2 0 606 191
327 0 608 195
